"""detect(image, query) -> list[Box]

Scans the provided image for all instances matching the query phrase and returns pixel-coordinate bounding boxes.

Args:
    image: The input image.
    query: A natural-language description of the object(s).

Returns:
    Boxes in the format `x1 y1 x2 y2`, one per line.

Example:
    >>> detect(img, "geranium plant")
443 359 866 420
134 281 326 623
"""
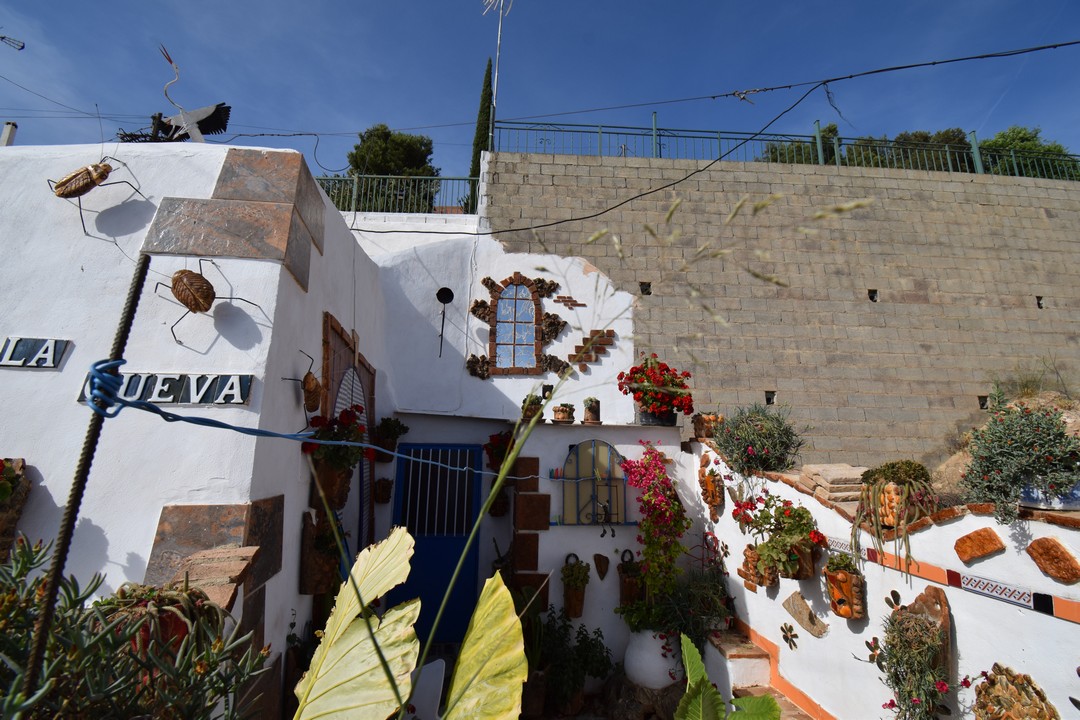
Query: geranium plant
617 353 694 416
301 404 371 472
483 430 514 472
622 443 692 599
732 490 826 577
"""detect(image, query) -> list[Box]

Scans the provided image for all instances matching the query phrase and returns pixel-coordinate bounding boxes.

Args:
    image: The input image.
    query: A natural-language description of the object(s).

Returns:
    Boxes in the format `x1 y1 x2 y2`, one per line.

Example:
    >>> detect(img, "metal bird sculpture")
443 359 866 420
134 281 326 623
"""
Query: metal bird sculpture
152 44 230 142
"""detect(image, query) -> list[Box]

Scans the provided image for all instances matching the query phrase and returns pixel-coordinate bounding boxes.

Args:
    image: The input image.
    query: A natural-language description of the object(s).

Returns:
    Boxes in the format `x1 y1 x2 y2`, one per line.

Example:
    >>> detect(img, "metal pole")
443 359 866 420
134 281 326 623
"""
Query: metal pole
652 112 658 158
814 120 825 166
25 252 151 697
487 0 506 153
969 131 984 175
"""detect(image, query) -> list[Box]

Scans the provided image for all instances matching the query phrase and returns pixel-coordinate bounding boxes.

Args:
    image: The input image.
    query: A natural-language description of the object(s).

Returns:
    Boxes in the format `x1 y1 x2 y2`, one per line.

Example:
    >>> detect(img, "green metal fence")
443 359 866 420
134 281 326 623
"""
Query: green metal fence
316 175 478 214
493 121 1080 181
315 125 1080 216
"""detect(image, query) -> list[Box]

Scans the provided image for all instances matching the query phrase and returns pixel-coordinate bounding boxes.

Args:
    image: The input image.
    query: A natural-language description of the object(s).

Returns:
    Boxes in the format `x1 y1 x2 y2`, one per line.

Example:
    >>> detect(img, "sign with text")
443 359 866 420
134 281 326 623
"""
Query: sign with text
78 372 254 406
0 337 70 369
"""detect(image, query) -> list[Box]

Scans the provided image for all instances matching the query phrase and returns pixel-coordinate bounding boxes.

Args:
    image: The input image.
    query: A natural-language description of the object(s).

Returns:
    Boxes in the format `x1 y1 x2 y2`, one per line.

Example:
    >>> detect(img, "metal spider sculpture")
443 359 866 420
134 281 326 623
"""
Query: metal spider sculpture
282 350 324 413
154 258 260 345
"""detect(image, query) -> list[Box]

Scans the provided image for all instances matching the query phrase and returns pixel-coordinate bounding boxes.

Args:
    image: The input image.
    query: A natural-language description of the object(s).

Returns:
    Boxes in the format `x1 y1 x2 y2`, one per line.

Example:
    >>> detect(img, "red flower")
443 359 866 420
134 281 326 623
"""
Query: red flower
364 447 376 462
960 677 972 688
882 699 897 710
935 681 949 693
301 442 317 454
310 415 327 428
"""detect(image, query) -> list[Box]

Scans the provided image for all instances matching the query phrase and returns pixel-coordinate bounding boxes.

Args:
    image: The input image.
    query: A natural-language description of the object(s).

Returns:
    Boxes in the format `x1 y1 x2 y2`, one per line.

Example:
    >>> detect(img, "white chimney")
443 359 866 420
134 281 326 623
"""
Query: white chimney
0 122 16 146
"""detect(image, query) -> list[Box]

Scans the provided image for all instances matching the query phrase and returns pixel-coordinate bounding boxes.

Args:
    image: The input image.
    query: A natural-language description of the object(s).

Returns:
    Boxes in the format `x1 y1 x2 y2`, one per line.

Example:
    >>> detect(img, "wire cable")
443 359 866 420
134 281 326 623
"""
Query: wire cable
87 359 535 482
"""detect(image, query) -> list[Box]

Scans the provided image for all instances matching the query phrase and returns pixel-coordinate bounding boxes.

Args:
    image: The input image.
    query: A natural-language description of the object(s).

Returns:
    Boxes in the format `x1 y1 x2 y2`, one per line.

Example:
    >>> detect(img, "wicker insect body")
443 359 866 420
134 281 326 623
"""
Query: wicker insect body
51 163 114 199
170 269 216 313
47 155 145 235
283 350 325 413
154 259 260 345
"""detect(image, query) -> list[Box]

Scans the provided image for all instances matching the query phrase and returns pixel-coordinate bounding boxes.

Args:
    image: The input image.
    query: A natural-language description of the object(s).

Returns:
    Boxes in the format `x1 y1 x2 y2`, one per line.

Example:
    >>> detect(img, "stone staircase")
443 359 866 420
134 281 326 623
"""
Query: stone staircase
705 629 814 719
798 463 869 516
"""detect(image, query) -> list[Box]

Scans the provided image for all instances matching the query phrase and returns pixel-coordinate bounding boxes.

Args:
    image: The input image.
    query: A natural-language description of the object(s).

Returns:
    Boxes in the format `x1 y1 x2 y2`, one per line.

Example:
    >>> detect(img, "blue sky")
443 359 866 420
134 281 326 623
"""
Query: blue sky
1 1 1078 178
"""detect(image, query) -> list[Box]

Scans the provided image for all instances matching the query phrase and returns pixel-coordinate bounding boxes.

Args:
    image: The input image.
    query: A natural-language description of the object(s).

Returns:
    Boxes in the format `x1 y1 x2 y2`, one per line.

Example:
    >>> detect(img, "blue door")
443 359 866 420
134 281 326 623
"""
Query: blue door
388 444 482 645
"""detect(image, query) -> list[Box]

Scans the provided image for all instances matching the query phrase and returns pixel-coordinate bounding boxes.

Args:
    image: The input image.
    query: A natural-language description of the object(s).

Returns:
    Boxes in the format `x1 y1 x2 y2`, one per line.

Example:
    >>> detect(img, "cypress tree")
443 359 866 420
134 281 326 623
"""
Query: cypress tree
465 58 493 212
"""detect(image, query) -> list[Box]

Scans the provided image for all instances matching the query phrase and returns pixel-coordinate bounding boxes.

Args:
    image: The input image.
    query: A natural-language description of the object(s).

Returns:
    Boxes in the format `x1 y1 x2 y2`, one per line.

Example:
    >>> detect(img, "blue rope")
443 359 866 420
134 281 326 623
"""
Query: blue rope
87 359 529 480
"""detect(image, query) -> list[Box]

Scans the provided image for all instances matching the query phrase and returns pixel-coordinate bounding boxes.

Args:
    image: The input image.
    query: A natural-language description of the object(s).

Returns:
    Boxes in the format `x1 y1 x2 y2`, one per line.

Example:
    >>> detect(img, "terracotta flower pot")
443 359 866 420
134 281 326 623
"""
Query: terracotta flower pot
779 543 817 580
563 586 585 619
312 460 353 511
583 402 601 424
489 487 510 517
824 568 866 619
373 436 396 463
373 478 393 504
522 404 543 422
738 544 777 587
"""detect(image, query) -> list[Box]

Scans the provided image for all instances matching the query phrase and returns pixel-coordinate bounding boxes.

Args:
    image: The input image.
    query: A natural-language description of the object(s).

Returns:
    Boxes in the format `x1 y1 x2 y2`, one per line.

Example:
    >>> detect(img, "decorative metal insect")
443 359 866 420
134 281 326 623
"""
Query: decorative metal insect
47 155 145 234
283 350 324 413
154 258 260 345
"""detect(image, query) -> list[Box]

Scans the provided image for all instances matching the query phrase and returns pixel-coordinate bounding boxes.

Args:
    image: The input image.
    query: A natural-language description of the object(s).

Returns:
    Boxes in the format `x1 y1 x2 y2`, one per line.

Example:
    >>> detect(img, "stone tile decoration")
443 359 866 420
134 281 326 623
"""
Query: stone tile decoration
957 573 1033 609
554 294 586 309
782 591 829 638
973 662 1061 719
144 503 249 586
954 527 1006 564
167 545 259 610
1025 537 1080 584
143 148 324 290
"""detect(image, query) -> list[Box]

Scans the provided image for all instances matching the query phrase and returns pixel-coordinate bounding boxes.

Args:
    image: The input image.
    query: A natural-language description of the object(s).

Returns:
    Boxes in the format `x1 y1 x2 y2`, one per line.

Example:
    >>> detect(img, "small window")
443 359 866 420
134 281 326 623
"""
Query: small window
486 273 542 375
560 440 628 526
868 289 879 302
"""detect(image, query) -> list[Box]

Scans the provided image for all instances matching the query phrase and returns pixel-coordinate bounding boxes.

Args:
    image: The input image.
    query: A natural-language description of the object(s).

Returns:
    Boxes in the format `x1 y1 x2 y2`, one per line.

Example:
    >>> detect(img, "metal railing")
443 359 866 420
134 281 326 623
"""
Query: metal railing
493 120 1080 181
316 175 479 214
315 125 1080 216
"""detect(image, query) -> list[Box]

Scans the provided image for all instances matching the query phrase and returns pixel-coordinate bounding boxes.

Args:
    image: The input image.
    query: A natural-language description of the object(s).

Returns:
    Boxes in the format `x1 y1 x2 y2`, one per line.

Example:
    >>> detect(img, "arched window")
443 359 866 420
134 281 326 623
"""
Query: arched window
560 440 628 526
491 277 540 372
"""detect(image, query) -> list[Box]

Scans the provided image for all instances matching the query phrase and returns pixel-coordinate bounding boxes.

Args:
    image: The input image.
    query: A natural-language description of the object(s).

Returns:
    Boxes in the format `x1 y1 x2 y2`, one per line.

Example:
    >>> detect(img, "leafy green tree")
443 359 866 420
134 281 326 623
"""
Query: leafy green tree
760 123 838 165
463 58 493 213
891 128 973 172
346 124 441 212
979 125 1079 179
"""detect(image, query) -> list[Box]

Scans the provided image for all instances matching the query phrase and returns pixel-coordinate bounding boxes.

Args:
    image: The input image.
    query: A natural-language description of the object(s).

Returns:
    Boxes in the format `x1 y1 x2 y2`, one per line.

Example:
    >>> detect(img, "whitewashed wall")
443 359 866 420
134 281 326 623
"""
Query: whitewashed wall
689 446 1080 718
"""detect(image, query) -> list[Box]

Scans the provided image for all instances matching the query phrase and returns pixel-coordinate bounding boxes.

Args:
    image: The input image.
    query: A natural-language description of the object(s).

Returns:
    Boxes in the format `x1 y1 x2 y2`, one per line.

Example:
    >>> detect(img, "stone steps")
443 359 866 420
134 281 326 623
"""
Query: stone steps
706 629 817 719
733 685 814 719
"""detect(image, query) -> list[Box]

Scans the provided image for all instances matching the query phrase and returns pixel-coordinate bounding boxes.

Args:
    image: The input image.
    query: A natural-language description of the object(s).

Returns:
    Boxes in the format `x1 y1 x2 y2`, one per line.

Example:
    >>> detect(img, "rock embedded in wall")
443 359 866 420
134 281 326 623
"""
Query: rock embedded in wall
954 527 1006 564
973 663 1060 720
1025 537 1080 584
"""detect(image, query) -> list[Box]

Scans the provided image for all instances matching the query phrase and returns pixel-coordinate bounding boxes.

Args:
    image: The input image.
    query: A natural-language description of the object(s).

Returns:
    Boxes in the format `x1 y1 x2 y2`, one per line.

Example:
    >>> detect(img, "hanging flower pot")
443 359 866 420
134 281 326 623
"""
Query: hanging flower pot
0 458 31 563
311 459 352 512
739 544 777 587
489 486 510 517
824 568 866 620
561 553 589 619
617 550 643 606
373 477 393 504
779 543 818 580
371 417 409 463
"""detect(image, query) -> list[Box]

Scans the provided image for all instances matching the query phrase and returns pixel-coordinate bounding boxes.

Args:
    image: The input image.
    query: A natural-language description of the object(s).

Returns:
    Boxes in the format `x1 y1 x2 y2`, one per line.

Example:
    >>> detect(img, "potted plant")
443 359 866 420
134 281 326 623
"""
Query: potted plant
732 491 826 582
617 353 694 426
616 443 692 689
0 458 31 562
692 412 722 440
373 477 394 504
712 403 806 478
616 549 642 606
582 397 601 424
852 460 938 570
483 430 514 472
521 393 544 422
301 404 370 511
824 552 865 619
561 554 590 619
961 402 1080 523
541 607 612 716
371 416 409 463
513 586 547 718
868 595 950 720
552 403 575 423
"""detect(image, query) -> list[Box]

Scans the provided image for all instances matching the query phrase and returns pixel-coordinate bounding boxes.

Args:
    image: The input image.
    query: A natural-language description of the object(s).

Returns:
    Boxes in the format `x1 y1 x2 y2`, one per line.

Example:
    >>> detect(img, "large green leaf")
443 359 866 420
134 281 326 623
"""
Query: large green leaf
294 527 419 719
674 635 781 720
442 573 527 719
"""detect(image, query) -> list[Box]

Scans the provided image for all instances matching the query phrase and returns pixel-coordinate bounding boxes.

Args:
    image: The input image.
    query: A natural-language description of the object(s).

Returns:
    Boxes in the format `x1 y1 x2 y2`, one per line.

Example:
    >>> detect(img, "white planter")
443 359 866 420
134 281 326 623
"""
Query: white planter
623 630 683 690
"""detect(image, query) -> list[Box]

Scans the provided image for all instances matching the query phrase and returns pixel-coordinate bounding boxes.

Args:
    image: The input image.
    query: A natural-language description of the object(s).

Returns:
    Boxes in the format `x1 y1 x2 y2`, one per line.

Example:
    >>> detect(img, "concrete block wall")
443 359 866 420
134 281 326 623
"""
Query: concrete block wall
483 154 1080 468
